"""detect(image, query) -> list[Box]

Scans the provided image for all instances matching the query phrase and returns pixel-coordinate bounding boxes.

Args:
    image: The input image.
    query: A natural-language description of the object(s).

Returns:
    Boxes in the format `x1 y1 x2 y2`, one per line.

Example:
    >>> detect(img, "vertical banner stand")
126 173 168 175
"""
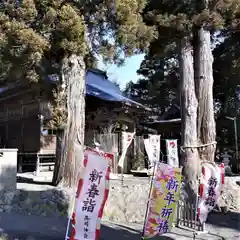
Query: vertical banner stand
65 214 71 240
65 187 77 240
119 132 135 187
64 147 110 240
192 178 208 240
141 162 157 240
121 168 124 186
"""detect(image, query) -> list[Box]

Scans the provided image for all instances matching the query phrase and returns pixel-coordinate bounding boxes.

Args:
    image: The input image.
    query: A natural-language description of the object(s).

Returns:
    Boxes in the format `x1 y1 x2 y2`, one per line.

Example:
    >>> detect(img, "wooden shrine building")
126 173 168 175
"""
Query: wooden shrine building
0 69 149 174
144 104 181 138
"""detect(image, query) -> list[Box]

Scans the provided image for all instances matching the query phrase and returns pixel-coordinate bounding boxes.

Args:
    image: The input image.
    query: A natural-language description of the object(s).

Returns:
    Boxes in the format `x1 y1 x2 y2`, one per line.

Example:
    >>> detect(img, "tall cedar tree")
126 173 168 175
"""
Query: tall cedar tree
0 0 156 186
126 31 240 152
140 0 240 196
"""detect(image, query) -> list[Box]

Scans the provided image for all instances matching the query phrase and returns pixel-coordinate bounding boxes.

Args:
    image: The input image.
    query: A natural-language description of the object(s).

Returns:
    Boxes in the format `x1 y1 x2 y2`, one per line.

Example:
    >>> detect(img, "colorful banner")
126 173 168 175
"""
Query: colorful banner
118 132 135 170
198 162 224 224
143 163 182 239
69 150 110 240
166 140 179 167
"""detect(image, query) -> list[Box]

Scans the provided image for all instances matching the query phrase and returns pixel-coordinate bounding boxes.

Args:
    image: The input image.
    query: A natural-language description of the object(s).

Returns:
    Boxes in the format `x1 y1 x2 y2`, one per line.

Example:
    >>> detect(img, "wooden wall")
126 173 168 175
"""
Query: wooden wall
0 89 52 153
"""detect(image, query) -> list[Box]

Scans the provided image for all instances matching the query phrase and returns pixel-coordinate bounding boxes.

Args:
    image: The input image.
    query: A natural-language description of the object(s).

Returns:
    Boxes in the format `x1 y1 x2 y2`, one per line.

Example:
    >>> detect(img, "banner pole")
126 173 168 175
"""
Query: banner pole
141 162 157 239
193 177 208 238
65 187 77 240
121 168 124 186
195 178 199 227
65 216 71 240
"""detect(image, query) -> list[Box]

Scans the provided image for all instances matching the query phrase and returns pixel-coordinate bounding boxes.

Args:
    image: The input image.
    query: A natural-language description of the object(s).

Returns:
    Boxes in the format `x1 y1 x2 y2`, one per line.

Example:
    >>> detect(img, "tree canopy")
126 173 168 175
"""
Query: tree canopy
0 0 156 86
0 0 159 186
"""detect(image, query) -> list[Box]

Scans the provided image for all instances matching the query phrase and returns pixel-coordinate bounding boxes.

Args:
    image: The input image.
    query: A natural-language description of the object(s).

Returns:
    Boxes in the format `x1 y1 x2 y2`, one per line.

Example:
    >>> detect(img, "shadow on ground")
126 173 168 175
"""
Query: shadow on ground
100 224 209 240
100 224 184 240
0 214 200 240
207 210 240 231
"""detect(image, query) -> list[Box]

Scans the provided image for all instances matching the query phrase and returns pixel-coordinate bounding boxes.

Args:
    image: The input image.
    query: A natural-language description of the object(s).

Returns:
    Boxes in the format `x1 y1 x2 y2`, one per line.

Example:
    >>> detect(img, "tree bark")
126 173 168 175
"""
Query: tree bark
194 27 216 162
52 128 64 186
179 36 200 199
61 54 86 187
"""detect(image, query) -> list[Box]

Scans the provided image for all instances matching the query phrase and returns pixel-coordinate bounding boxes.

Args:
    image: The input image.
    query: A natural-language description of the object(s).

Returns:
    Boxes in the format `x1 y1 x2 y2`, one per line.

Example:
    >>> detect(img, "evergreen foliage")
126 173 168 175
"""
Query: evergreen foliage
125 0 240 117
0 0 156 85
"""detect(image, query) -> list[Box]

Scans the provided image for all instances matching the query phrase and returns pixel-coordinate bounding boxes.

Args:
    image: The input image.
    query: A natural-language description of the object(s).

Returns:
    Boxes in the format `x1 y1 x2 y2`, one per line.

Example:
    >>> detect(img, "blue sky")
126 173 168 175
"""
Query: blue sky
98 54 145 89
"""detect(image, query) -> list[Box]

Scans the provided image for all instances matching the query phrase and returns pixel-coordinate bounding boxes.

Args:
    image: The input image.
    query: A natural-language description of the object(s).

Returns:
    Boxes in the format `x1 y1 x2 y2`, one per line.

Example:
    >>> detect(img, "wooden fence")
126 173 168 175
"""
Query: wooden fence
176 200 204 231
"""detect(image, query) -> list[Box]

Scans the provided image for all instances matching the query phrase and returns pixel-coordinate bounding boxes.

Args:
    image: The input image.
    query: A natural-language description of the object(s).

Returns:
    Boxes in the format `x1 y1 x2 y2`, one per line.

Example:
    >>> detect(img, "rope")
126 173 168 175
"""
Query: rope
180 141 217 151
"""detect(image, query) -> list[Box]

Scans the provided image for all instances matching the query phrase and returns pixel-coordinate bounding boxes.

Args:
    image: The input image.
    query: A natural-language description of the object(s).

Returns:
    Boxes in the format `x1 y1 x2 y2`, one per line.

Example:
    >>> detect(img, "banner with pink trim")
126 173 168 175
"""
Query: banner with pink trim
198 162 224 224
69 150 110 240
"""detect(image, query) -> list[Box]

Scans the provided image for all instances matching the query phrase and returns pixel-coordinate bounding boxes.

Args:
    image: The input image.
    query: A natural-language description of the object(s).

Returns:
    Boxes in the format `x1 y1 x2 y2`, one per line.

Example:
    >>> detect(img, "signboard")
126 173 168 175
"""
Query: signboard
198 162 224 224
166 140 179 167
142 163 182 239
69 150 110 240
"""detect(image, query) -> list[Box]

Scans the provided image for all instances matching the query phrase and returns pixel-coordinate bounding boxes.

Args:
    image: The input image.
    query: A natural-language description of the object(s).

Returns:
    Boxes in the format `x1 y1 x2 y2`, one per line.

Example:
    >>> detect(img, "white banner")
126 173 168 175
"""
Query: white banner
144 138 151 164
198 162 224 224
72 151 110 240
118 132 135 170
166 139 179 167
144 135 160 168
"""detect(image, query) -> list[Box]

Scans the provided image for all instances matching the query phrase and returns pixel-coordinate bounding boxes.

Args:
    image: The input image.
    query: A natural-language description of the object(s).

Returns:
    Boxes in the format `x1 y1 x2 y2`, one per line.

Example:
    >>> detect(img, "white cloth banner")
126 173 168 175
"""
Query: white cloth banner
198 162 224 224
118 132 135 170
166 139 179 167
144 135 160 168
144 138 151 164
73 151 109 240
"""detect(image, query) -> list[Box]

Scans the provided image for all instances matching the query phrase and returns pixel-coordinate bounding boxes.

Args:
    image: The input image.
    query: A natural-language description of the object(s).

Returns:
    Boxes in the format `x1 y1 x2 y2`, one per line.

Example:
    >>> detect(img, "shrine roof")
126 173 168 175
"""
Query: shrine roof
0 68 150 111
86 69 150 110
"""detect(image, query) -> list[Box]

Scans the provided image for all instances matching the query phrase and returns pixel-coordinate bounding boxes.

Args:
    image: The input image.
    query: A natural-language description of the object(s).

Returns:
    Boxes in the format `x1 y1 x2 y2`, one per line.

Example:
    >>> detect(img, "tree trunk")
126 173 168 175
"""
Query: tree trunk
179 36 200 200
194 27 216 162
61 54 86 187
52 128 64 186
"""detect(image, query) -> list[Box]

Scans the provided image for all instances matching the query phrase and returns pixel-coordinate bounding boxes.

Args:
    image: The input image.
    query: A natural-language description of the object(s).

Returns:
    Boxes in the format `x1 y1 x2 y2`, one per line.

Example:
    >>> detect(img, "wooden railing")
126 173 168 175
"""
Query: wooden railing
176 200 204 231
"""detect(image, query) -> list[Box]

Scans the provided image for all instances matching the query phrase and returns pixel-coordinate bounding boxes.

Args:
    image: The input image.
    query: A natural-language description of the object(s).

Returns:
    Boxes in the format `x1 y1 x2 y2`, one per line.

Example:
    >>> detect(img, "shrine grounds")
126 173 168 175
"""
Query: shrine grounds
0 175 239 239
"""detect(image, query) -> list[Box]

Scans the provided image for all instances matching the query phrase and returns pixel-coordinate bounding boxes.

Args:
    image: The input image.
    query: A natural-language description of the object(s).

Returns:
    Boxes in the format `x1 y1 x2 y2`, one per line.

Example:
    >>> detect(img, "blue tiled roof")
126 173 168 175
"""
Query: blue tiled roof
86 70 149 109
0 69 149 110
